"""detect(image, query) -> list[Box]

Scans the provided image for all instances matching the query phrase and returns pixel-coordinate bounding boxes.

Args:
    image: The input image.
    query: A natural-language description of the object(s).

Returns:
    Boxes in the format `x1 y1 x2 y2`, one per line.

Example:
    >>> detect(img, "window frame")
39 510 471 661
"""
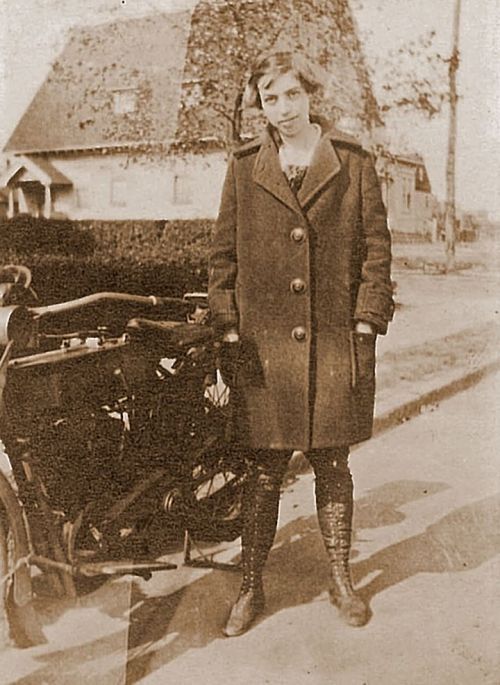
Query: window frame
110 178 128 207
112 88 138 115
172 173 193 206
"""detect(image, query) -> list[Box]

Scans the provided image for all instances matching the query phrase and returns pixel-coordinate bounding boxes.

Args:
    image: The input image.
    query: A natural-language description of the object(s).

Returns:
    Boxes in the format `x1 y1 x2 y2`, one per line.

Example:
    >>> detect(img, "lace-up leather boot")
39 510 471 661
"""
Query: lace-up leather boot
223 451 288 637
311 448 369 627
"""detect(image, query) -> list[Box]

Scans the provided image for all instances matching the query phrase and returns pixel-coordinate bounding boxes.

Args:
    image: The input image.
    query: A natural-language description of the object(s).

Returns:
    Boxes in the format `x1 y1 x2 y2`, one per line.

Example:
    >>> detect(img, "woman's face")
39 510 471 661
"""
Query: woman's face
257 71 311 139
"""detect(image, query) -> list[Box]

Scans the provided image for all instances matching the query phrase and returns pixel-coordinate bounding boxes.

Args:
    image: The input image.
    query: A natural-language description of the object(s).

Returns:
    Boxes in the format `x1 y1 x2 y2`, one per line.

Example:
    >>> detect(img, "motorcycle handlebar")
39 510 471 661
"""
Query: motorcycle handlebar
0 264 210 347
31 292 195 320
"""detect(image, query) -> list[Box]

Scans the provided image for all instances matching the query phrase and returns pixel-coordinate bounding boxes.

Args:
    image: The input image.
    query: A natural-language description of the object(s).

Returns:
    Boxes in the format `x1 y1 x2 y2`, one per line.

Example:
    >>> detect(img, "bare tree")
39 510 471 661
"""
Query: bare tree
362 1 461 269
376 30 449 118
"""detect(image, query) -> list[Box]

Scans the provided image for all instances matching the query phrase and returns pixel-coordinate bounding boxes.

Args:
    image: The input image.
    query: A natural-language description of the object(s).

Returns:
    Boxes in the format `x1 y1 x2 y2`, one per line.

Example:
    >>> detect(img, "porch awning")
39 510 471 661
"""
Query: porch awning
0 155 72 188
30 157 72 186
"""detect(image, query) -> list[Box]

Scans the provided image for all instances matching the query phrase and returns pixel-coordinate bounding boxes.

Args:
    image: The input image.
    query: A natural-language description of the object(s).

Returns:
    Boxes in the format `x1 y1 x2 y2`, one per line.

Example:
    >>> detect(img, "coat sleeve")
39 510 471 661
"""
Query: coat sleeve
208 155 239 331
354 153 395 335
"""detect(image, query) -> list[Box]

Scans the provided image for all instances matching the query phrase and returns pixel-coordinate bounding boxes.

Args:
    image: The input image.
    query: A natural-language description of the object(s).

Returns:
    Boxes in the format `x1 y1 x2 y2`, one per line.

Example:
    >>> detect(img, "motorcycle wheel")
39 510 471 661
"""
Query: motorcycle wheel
182 373 246 543
0 511 46 648
184 445 245 543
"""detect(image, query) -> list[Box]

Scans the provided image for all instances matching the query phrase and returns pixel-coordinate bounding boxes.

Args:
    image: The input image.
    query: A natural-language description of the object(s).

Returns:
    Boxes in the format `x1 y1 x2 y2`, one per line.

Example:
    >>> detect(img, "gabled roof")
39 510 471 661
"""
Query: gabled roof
377 149 432 193
378 149 425 165
0 156 72 187
5 1 380 155
4 11 192 153
394 152 426 167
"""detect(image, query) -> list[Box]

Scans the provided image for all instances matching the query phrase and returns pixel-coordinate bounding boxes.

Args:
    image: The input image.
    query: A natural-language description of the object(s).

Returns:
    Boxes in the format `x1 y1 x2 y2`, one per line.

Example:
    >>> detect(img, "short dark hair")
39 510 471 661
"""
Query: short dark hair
243 51 325 109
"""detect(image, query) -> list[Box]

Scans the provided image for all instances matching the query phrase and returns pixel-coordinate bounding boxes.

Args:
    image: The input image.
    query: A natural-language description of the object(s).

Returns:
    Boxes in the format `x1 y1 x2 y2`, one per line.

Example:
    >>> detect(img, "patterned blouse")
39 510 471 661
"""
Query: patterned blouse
283 164 308 194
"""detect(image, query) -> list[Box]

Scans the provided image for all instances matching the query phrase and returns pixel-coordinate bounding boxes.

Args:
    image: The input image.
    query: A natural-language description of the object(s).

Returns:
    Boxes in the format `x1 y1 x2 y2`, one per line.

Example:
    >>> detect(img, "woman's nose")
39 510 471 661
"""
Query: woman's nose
278 98 291 117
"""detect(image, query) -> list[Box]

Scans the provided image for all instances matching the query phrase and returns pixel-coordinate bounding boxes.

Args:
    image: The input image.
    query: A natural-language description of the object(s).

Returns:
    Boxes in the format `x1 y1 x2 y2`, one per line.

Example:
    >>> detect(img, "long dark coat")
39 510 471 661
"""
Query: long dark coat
208 121 394 450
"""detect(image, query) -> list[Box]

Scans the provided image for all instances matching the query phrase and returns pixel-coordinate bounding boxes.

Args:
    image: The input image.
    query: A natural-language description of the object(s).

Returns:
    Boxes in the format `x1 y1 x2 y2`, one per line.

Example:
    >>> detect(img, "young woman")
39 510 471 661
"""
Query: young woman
209 51 394 637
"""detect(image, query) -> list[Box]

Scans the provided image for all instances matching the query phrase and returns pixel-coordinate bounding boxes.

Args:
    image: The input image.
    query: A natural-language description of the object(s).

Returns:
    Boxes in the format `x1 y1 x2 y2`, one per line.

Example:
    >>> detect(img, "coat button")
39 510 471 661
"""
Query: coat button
290 278 306 294
290 227 306 243
292 326 307 341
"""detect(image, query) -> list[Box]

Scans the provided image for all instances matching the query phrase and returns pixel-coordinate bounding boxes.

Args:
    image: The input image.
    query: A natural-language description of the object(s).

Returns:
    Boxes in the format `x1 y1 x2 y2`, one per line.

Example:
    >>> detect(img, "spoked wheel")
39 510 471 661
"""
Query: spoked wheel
0 514 13 647
180 371 246 543
0 510 46 648
184 442 245 542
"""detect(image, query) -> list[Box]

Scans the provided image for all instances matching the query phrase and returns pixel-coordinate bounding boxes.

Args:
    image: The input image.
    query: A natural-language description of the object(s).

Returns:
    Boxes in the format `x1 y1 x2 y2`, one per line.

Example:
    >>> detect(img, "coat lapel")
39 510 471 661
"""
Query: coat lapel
252 134 302 215
252 126 345 213
296 133 342 208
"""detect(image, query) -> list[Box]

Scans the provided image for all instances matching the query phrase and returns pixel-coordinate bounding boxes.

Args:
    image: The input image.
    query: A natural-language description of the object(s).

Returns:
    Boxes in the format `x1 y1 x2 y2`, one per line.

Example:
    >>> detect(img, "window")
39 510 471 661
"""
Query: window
111 179 127 207
402 177 412 211
76 187 90 208
112 89 137 114
415 165 429 192
182 79 203 108
172 174 193 205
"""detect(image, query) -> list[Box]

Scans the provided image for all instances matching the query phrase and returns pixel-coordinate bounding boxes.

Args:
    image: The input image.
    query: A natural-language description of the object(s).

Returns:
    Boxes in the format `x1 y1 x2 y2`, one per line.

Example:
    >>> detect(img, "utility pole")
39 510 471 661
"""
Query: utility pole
444 0 461 272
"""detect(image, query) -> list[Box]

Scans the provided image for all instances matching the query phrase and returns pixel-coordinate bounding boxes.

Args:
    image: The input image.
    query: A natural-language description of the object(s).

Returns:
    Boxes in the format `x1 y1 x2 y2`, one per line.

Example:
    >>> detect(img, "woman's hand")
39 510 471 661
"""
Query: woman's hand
223 328 240 343
218 328 241 385
355 321 376 335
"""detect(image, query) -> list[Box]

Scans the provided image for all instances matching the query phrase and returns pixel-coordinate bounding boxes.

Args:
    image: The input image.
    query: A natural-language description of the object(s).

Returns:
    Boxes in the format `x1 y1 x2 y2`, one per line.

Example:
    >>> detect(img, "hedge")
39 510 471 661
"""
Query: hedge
0 215 95 256
0 217 214 302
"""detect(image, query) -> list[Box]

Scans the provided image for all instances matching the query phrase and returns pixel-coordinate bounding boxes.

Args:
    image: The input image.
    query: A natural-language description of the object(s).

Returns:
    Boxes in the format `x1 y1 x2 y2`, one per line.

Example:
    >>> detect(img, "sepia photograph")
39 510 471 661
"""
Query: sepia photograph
0 1 498 683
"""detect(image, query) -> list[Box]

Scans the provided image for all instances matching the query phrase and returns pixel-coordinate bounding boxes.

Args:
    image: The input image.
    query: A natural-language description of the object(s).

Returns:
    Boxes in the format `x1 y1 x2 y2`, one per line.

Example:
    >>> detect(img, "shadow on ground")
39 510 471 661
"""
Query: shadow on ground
352 490 500 602
11 481 500 684
122 481 500 683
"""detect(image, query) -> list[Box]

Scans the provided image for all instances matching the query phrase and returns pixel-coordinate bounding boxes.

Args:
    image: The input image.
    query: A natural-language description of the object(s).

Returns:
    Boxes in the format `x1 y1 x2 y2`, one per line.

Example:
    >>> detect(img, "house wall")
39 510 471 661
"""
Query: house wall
45 150 228 220
380 162 433 236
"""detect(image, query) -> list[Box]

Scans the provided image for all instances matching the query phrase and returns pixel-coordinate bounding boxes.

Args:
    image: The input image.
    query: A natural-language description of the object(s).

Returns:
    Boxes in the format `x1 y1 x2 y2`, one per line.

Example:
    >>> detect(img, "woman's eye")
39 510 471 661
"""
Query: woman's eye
288 90 301 100
263 96 277 105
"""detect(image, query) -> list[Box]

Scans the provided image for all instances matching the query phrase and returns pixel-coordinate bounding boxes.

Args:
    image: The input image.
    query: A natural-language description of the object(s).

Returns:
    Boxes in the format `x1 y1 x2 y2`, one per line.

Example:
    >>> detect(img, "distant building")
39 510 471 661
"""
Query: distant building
457 211 480 242
432 204 496 243
477 212 500 239
376 149 436 241
1 1 380 221
455 209 500 242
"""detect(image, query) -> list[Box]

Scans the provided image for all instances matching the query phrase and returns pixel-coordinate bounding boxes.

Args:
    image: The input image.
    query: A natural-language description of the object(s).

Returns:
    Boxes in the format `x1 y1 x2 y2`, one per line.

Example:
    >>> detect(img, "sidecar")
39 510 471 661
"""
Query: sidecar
0 281 243 648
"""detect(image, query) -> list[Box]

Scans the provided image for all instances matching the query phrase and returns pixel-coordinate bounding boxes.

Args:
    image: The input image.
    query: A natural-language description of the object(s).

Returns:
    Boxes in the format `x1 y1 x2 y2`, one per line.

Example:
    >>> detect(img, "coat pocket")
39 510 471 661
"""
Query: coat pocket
349 330 376 389
235 336 266 388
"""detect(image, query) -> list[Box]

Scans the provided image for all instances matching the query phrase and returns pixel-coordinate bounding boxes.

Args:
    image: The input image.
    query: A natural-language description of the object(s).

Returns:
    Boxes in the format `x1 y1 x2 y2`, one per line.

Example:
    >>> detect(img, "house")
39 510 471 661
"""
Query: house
456 211 480 242
2 1 381 221
375 149 436 240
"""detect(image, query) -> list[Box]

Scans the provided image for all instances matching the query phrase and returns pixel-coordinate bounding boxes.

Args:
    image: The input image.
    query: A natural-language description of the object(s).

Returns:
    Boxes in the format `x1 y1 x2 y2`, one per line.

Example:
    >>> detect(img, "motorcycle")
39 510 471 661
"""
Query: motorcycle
0 265 244 648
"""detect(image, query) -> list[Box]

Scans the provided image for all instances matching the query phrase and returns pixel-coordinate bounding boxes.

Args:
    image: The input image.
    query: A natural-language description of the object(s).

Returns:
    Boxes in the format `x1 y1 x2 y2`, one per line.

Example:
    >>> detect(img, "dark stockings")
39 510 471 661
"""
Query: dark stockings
239 449 290 594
